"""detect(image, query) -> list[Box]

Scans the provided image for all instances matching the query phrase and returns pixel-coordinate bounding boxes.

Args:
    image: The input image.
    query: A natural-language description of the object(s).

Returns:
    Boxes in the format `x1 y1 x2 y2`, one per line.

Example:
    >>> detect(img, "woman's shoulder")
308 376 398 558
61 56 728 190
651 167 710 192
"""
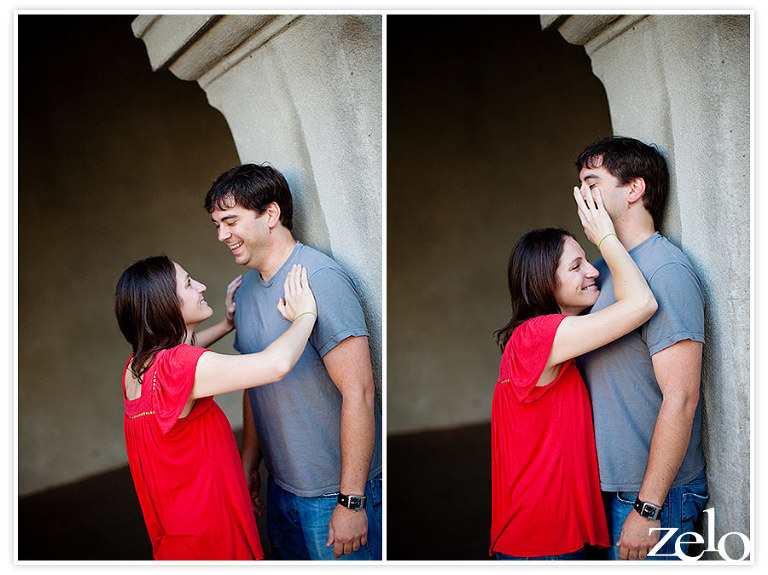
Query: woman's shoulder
152 344 209 373
511 314 567 344
501 314 566 365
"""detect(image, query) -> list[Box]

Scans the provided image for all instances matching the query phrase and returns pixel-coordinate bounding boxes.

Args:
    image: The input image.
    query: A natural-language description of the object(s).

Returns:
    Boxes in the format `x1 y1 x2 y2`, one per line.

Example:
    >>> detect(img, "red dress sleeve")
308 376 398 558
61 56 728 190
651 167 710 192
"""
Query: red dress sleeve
151 345 209 434
501 314 567 403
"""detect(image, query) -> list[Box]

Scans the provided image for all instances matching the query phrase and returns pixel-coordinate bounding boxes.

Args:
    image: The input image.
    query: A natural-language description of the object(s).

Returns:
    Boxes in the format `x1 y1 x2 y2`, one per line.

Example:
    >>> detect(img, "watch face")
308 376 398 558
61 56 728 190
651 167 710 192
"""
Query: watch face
634 498 662 519
339 494 366 510
640 502 661 519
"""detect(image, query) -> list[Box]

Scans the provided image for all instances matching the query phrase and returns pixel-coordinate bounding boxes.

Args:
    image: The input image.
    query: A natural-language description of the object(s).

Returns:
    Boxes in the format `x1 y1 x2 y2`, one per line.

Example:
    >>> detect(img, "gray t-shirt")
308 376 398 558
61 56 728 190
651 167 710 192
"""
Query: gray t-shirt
233 242 383 497
577 232 706 492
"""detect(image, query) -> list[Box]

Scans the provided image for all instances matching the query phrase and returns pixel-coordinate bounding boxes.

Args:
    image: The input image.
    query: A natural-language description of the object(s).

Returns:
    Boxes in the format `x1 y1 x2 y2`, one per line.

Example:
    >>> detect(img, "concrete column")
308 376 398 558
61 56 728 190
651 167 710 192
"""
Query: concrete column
543 13 751 560
132 14 383 389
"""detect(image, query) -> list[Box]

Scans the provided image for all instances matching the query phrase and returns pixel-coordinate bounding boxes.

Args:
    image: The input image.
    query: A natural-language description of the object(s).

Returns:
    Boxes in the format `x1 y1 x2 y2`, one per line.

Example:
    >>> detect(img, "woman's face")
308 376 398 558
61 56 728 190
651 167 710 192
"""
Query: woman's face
554 236 600 316
174 262 214 328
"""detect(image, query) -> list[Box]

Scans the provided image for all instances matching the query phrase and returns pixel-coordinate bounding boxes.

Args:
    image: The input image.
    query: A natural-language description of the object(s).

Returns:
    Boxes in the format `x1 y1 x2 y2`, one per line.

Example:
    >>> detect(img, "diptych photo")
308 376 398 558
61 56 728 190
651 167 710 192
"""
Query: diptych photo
14 9 752 566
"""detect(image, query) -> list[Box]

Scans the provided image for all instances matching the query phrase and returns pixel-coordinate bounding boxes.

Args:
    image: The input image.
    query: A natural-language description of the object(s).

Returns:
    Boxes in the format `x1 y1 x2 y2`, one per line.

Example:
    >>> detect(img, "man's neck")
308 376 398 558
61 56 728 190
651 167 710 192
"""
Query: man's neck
613 204 657 251
257 230 297 282
616 222 656 252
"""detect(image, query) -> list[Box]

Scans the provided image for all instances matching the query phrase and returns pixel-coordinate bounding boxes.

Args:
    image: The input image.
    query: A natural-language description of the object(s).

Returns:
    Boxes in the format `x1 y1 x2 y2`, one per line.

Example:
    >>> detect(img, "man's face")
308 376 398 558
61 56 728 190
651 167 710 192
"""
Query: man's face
210 197 269 269
578 160 629 221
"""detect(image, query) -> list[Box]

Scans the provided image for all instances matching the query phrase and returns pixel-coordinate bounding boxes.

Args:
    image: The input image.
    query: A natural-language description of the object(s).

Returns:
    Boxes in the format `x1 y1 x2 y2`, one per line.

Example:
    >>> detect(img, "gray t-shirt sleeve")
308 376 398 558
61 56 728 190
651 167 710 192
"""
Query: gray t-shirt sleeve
308 266 369 357
643 261 705 356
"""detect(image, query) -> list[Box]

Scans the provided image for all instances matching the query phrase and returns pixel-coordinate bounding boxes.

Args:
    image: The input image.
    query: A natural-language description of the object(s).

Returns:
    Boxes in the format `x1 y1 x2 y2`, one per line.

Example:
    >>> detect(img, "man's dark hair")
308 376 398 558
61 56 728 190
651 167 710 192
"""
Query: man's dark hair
205 163 294 230
576 136 669 225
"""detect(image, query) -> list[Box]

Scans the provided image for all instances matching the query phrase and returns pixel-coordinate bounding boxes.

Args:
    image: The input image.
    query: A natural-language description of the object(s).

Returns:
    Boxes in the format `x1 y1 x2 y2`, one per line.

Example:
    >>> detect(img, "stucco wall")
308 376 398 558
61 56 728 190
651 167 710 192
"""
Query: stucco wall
18 15 243 496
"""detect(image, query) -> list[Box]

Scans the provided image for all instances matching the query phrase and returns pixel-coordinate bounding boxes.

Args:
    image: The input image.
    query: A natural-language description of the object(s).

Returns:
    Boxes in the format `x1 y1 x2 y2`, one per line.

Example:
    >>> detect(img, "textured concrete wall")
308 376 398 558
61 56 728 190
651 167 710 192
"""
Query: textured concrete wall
549 13 751 558
386 15 612 433
133 14 384 391
17 15 243 496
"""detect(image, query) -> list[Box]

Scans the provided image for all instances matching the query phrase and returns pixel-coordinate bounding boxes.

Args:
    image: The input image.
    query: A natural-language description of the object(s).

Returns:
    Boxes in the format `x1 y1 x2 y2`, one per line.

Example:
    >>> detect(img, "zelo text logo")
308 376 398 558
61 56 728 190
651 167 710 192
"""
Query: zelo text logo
648 508 751 562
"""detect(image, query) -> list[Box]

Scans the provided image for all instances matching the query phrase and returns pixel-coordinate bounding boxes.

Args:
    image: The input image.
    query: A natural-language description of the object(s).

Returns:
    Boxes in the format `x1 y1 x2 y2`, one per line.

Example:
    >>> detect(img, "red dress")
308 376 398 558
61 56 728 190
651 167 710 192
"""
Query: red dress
123 344 263 560
490 314 609 557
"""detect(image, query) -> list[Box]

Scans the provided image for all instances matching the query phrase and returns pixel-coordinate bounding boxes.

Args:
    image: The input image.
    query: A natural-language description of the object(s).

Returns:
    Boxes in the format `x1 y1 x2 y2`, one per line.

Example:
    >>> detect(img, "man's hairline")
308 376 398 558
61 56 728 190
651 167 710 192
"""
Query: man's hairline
208 194 267 219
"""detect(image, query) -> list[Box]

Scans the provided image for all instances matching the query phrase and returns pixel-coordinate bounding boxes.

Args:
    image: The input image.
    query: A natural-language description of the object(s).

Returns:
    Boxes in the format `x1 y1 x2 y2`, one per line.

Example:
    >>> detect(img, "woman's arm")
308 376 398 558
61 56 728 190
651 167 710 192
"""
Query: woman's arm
547 185 658 367
194 275 242 348
190 265 318 398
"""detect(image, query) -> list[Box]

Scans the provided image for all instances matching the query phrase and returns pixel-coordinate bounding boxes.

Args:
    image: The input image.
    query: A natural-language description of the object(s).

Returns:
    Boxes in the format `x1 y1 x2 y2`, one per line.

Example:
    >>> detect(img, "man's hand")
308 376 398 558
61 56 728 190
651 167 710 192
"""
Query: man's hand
241 395 265 517
225 274 243 325
327 505 368 559
617 510 661 560
244 465 266 517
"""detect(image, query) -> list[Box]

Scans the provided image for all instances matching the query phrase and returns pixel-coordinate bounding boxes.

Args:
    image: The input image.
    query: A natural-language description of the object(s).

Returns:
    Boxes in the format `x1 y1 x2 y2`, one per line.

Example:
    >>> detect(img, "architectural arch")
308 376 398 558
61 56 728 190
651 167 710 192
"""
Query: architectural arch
133 14 384 391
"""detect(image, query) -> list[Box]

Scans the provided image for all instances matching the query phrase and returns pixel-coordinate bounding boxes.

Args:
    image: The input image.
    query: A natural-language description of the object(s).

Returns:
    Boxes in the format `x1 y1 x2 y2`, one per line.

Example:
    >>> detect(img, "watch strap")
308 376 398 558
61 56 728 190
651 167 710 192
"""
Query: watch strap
633 497 663 520
337 493 367 511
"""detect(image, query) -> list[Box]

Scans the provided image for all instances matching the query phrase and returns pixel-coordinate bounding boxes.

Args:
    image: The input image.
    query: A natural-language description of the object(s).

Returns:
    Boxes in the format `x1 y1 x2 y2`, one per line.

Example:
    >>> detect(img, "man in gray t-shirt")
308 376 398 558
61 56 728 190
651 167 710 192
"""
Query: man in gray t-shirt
574 137 708 561
205 163 382 560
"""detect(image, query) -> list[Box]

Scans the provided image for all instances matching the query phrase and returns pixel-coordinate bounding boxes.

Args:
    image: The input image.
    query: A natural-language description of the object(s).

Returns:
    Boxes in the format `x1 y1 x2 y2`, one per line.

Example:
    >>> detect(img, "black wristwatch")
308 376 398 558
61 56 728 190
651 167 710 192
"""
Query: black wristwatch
337 493 367 511
633 497 663 520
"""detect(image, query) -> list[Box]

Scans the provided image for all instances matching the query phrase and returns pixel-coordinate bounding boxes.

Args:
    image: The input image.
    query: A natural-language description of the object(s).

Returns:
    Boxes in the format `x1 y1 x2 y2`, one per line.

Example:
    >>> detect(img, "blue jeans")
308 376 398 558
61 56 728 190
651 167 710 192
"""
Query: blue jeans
603 469 709 560
266 473 382 560
496 546 588 561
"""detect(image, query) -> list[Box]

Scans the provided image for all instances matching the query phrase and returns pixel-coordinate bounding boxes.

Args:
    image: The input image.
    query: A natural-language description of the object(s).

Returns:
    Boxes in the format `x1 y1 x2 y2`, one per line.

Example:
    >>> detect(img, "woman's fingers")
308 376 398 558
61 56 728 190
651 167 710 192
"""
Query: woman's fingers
592 185 604 210
574 188 588 223
582 183 597 210
573 186 589 215
284 266 298 296
282 265 310 307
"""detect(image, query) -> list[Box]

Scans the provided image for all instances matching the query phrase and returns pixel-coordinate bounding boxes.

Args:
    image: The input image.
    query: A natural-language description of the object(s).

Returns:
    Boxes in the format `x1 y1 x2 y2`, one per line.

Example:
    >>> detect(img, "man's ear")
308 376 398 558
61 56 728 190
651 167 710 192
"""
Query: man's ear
265 201 282 228
627 177 646 205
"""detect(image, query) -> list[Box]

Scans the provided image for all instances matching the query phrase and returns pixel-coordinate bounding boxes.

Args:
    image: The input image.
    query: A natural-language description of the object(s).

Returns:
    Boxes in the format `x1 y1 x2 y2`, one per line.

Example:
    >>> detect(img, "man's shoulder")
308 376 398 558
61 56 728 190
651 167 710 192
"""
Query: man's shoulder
637 233 700 279
294 242 341 270
294 243 356 285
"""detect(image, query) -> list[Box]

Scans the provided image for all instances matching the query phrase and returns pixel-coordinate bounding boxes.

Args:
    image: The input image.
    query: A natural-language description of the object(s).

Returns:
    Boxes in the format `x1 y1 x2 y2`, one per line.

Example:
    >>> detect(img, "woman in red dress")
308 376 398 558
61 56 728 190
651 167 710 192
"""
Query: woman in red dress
490 184 658 560
115 256 316 560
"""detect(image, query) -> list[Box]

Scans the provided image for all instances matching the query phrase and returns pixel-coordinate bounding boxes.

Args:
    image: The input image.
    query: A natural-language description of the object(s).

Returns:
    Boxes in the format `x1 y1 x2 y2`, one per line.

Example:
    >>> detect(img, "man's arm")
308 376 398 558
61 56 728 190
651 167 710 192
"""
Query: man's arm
617 338 703 560
240 391 266 516
322 335 376 559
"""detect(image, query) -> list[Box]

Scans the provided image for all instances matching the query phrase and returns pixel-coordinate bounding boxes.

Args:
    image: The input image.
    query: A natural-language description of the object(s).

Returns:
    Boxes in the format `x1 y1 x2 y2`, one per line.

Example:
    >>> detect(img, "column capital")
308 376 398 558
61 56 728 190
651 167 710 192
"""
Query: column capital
132 14 300 86
541 14 647 53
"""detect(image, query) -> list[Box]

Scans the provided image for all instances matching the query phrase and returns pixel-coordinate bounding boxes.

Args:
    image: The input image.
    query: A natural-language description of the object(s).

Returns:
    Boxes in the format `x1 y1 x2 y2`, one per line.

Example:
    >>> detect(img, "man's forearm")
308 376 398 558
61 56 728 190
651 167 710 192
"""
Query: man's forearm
638 396 697 506
338 389 376 495
640 339 703 506
194 318 234 348
240 391 261 472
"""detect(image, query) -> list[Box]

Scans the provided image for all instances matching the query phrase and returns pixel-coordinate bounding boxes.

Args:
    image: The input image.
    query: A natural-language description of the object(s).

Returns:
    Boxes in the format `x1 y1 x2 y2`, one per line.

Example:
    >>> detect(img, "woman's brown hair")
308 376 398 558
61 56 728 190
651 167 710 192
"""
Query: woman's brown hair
494 228 572 351
115 255 187 379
